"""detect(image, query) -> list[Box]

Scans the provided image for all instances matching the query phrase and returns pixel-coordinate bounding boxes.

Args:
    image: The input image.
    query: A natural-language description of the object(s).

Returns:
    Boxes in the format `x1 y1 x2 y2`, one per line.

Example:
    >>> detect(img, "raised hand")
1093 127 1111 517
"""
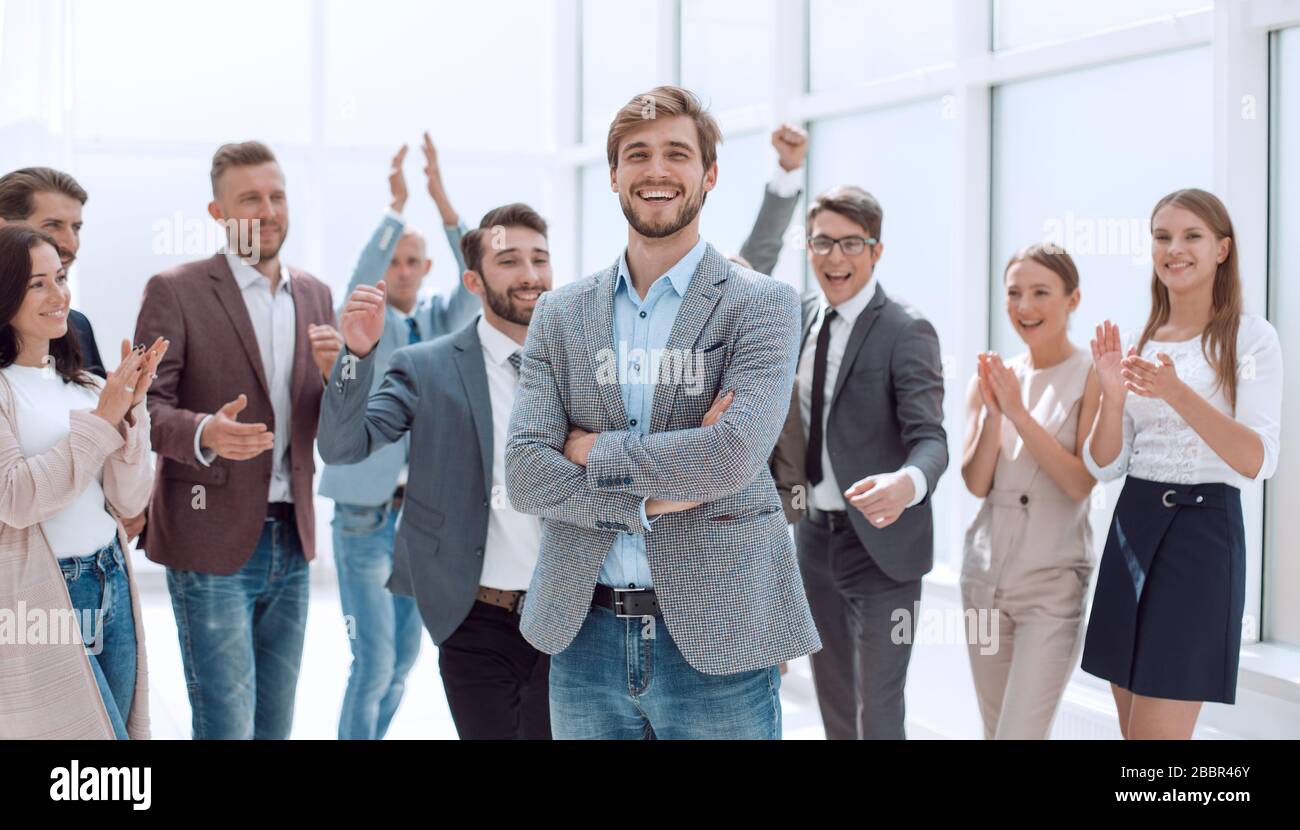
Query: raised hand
93 340 147 428
421 131 460 226
124 336 169 413
420 132 442 197
200 394 275 461
339 281 387 359
772 123 809 173
389 145 409 214
983 352 1027 424
1090 320 1130 400
975 353 1002 418
309 323 344 378
1122 351 1186 402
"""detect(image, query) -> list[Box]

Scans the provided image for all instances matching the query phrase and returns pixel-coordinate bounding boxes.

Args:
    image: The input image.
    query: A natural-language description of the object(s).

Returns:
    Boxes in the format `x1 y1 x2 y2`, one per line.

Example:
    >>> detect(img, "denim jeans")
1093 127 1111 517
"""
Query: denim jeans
166 516 309 739
61 535 136 740
548 606 783 740
332 502 422 740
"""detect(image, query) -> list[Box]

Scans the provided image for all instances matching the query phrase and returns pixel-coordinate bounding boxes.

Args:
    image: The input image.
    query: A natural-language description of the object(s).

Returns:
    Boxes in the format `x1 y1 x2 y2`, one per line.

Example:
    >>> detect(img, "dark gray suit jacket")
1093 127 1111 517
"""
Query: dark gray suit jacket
772 286 948 582
317 318 495 645
738 185 800 277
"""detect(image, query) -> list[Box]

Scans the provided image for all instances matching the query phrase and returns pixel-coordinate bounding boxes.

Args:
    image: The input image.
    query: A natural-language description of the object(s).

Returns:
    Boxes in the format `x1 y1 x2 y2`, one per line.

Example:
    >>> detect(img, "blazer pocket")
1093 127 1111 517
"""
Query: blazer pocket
706 506 782 523
399 494 445 531
700 341 726 354
161 457 228 487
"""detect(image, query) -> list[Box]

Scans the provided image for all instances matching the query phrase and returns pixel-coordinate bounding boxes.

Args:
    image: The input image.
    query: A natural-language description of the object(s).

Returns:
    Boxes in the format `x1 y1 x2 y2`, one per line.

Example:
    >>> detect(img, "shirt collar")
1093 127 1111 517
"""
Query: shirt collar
823 277 877 325
615 236 709 301
477 314 522 367
224 250 292 294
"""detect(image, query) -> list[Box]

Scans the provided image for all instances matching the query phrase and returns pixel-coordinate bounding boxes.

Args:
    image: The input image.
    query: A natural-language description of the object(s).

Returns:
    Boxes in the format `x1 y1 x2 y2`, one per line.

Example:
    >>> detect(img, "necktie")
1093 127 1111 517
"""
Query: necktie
406 317 421 345
805 308 838 486
508 350 522 374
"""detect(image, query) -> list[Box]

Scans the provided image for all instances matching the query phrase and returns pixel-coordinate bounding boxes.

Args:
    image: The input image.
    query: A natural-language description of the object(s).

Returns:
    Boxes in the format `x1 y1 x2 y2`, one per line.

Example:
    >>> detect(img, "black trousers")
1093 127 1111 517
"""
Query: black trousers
438 599 552 740
797 516 923 740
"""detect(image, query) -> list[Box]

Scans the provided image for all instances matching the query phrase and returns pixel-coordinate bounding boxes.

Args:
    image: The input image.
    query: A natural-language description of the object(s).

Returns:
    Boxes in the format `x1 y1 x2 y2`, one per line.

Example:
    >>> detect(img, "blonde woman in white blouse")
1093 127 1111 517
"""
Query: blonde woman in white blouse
1083 189 1282 740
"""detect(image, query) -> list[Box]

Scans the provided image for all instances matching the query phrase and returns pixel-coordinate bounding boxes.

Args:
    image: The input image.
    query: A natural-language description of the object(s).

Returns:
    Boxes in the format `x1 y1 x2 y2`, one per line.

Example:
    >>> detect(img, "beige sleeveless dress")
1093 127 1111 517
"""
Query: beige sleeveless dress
960 348 1094 739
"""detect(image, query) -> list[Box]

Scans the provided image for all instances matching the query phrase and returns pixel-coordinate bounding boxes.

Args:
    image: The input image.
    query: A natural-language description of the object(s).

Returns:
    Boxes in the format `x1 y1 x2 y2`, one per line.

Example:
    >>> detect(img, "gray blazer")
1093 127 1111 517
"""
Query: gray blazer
771 287 948 582
317 319 494 645
317 215 480 507
504 244 822 676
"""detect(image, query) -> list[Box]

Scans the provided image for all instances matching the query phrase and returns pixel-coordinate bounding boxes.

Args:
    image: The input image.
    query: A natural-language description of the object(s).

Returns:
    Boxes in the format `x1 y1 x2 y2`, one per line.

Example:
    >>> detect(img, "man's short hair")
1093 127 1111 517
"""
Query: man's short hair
807 185 884 242
606 85 723 172
459 203 549 275
210 141 278 196
0 167 89 220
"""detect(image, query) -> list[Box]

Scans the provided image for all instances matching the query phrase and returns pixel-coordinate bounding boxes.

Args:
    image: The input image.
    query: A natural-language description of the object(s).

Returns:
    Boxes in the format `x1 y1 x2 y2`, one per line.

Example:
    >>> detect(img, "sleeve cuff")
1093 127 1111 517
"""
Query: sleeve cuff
768 163 803 199
639 498 658 530
385 209 406 226
900 465 927 508
194 414 217 466
1082 439 1124 482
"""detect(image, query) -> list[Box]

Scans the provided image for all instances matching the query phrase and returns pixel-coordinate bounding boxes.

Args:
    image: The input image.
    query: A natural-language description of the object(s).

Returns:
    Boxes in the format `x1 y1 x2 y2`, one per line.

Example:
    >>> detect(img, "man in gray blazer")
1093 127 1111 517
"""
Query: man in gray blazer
317 139 480 740
771 185 948 739
318 203 552 740
504 85 820 740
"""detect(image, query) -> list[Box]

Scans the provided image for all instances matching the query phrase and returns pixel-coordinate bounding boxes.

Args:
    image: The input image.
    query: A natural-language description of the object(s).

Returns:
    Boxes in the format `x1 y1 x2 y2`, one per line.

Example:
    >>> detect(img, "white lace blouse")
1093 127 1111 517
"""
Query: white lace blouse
1084 313 1283 487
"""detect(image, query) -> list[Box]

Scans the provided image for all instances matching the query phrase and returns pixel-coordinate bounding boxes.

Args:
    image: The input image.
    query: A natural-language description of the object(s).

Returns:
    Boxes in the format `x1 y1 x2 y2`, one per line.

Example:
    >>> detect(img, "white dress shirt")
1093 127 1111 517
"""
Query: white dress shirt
476 316 542 591
1085 313 1283 487
194 253 297 503
796 277 928 511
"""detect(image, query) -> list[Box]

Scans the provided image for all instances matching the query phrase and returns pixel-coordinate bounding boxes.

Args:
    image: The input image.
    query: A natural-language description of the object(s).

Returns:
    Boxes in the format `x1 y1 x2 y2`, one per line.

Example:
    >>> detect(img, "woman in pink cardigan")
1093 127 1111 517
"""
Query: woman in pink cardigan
0 224 165 739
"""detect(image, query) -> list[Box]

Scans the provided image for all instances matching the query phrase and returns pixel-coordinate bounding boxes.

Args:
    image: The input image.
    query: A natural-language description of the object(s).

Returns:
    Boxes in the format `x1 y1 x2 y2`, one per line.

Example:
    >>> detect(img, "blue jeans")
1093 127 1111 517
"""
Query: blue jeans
549 606 783 739
166 516 309 739
332 502 423 740
61 536 136 740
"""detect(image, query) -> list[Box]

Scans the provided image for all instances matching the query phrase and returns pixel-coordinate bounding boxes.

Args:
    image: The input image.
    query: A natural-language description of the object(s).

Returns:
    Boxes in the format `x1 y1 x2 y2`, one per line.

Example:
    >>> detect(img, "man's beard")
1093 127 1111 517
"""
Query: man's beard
620 183 705 239
483 281 536 326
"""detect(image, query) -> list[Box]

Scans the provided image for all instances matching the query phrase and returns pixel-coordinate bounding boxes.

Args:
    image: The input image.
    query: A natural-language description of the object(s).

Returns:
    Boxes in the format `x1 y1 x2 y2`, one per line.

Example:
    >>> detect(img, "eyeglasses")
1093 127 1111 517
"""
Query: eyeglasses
807 234 877 256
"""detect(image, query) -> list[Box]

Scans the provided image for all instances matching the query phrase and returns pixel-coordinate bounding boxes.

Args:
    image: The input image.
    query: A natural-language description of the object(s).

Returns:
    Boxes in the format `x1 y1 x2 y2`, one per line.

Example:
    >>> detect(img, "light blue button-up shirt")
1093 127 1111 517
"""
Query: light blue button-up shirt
596 236 709 588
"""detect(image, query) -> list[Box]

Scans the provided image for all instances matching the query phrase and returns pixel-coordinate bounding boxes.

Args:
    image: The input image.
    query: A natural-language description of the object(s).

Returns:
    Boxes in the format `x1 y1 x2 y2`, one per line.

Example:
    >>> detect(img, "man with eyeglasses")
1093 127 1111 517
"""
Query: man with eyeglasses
770 185 948 740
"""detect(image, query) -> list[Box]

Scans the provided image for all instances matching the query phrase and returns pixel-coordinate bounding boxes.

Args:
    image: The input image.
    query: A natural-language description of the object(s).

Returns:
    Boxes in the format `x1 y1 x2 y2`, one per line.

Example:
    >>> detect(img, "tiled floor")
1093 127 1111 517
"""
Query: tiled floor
136 570 828 740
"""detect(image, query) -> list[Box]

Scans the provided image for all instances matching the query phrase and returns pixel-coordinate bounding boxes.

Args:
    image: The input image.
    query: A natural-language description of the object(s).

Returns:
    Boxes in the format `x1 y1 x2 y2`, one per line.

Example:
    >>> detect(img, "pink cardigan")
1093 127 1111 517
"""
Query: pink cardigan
0 371 154 739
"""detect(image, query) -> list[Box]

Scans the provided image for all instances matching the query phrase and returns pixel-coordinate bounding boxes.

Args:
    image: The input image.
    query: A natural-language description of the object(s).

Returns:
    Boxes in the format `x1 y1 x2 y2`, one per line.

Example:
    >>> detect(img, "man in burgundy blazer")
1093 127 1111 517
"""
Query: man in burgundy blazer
134 141 339 739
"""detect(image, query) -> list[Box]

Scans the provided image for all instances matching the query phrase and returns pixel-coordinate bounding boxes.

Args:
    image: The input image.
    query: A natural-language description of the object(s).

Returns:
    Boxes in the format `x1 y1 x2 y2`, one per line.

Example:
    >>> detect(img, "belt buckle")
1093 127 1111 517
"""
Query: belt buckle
612 587 646 619
1162 489 1177 508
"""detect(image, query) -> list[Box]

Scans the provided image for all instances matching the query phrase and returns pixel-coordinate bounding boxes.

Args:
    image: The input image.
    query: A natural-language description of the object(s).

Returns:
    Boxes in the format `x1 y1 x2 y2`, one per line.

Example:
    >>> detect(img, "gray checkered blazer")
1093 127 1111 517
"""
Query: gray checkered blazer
505 243 822 675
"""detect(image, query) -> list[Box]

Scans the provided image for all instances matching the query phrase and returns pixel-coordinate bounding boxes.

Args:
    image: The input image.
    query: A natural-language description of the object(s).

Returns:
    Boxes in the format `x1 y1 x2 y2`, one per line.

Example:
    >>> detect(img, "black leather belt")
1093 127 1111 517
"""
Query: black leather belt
592 584 661 618
266 502 295 522
807 506 853 533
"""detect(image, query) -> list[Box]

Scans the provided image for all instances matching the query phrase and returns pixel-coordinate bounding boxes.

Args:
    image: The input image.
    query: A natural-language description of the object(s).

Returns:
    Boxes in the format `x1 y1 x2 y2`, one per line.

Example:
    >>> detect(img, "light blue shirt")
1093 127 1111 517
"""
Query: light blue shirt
597 237 709 589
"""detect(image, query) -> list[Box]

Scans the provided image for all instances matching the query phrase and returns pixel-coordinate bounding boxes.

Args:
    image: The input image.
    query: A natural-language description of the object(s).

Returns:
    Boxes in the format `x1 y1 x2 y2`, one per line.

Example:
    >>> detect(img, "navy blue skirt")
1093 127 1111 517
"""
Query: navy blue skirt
1081 476 1245 704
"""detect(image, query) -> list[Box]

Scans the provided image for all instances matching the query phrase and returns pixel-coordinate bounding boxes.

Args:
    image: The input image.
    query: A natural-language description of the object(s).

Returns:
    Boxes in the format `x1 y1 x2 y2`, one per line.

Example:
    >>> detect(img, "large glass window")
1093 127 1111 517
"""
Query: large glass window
680 0 772 111
809 0 955 92
994 0 1211 51
323 0 557 152
1267 26 1300 647
72 0 315 144
582 0 663 142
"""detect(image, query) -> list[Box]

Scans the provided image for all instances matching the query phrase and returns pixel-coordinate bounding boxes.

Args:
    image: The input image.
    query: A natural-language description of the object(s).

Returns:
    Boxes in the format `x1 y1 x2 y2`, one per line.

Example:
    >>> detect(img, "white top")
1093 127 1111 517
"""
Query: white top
1084 313 1283 487
194 253 297 503
476 316 542 591
796 277 927 510
1 364 118 557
